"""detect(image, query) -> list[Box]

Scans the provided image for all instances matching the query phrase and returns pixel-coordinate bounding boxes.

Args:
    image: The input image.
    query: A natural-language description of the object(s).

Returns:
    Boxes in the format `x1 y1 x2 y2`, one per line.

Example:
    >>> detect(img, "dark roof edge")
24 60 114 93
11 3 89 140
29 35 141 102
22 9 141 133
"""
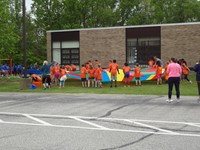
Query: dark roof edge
47 22 200 33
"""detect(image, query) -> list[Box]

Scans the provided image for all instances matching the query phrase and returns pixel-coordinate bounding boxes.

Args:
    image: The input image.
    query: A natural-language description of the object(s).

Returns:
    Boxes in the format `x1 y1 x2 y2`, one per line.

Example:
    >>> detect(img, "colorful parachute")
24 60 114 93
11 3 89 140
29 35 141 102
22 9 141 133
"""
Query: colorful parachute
67 67 160 82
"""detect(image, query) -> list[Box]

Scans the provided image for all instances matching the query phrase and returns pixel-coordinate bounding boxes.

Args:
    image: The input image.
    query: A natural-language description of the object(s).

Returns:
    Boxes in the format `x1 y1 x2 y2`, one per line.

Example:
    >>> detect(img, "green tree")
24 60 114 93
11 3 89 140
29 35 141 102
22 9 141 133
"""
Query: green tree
0 0 19 59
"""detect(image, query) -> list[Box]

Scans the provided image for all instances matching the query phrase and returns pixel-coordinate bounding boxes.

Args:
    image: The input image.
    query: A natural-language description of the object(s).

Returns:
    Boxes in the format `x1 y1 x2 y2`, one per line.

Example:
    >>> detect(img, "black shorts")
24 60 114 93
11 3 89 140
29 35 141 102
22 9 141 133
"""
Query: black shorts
81 78 86 81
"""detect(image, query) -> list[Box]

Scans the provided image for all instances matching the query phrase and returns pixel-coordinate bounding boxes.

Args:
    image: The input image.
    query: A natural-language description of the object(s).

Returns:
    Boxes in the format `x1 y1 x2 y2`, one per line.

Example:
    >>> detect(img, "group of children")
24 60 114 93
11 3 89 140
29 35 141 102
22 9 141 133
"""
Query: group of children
80 59 142 88
30 57 192 89
158 58 192 85
80 60 103 88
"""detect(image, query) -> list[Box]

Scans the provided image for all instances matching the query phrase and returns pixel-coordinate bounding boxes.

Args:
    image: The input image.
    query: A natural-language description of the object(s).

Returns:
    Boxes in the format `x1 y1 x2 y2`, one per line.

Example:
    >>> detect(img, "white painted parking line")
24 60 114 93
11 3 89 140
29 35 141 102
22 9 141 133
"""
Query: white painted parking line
0 119 3 122
23 114 52 126
69 116 109 130
1 120 200 137
0 111 200 137
125 119 178 134
1 111 200 126
0 101 15 105
186 123 200 128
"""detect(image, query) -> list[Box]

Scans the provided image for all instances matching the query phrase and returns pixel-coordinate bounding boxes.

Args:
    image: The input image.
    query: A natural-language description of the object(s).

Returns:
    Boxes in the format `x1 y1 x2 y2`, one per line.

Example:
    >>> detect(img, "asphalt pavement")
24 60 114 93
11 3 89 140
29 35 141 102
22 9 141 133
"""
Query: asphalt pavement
0 92 200 150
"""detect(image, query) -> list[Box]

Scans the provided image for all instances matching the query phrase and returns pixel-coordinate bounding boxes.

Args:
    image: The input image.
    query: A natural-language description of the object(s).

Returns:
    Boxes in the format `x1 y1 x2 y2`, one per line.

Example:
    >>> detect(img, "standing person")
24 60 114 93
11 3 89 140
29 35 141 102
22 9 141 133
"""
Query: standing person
166 58 182 103
88 65 95 87
95 60 101 67
154 56 163 67
80 64 87 87
123 62 131 87
164 61 169 83
134 63 141 86
71 64 77 71
155 61 163 85
59 65 67 88
96 64 103 88
181 60 192 83
109 59 120 87
148 58 154 69
193 60 200 103
54 63 60 86
41 60 55 89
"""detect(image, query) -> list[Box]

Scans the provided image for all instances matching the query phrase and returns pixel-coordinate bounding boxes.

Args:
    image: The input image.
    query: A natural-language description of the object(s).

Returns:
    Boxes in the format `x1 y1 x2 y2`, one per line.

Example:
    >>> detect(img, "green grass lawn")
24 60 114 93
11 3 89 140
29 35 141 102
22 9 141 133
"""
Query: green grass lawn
0 73 198 96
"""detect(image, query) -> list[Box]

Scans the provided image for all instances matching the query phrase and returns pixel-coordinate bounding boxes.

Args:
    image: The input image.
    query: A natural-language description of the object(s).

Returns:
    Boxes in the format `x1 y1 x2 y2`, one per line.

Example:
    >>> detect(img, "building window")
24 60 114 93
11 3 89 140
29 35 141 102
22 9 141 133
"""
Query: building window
52 41 80 68
127 37 160 65
53 48 61 64
61 48 80 66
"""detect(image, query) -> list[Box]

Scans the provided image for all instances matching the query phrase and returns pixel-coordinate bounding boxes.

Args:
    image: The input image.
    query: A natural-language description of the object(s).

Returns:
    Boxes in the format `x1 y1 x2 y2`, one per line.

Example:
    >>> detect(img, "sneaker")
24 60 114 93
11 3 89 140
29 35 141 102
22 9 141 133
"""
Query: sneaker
166 99 173 103
197 98 200 103
176 98 180 103
189 81 192 84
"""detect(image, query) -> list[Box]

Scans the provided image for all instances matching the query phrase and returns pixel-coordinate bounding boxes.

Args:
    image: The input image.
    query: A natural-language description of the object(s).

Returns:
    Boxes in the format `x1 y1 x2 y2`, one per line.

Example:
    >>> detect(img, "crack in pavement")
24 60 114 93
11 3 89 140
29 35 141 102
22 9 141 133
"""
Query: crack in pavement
99 133 155 150
98 104 131 118
98 97 161 118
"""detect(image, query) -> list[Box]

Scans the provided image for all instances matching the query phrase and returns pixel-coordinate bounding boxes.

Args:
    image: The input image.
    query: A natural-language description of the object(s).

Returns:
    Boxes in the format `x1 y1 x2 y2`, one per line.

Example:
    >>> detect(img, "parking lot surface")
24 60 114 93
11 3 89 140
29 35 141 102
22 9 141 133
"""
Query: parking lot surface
0 93 200 150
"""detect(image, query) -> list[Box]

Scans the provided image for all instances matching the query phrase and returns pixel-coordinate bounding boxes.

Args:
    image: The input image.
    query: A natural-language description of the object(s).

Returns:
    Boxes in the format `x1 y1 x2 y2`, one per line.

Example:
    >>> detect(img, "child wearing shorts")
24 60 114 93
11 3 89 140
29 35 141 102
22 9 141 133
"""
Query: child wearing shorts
134 63 141 86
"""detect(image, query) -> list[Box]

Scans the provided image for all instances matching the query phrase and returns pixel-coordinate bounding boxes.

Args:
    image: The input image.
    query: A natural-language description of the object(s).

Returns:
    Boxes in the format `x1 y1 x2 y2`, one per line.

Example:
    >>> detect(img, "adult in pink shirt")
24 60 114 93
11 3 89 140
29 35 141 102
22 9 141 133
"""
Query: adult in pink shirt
166 58 182 103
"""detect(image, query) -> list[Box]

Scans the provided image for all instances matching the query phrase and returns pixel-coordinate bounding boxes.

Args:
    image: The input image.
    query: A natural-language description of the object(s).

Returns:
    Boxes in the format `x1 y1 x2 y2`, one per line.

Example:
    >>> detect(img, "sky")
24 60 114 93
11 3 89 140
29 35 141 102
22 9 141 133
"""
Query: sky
26 0 33 11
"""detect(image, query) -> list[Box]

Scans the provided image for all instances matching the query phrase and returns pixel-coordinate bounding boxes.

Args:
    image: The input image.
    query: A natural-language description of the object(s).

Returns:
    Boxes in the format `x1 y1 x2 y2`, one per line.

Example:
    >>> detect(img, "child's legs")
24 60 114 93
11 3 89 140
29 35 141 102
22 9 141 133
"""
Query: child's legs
184 74 190 82
60 76 67 87
124 78 128 85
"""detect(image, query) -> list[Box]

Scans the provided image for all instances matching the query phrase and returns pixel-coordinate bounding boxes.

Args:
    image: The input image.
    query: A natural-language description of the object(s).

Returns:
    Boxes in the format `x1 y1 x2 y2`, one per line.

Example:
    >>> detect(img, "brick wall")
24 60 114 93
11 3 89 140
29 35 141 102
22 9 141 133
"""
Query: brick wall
161 24 200 67
80 28 126 68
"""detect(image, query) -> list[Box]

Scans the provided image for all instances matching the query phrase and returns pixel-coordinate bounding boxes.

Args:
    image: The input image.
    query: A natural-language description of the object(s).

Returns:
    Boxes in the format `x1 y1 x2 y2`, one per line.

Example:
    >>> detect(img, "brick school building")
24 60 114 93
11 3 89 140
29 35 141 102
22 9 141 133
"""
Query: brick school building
47 22 200 69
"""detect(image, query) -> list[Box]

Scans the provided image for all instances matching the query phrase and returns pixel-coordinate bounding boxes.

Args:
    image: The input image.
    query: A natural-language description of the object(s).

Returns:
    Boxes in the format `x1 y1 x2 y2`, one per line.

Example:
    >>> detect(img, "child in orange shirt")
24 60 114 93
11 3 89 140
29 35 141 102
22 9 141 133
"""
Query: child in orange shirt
59 66 67 88
88 65 95 87
181 60 192 83
109 59 120 87
123 62 131 87
96 65 103 88
156 61 162 85
65 65 71 71
134 63 141 86
148 58 154 69
80 64 87 87
71 64 77 71
164 61 169 83
30 73 41 82
54 63 60 86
